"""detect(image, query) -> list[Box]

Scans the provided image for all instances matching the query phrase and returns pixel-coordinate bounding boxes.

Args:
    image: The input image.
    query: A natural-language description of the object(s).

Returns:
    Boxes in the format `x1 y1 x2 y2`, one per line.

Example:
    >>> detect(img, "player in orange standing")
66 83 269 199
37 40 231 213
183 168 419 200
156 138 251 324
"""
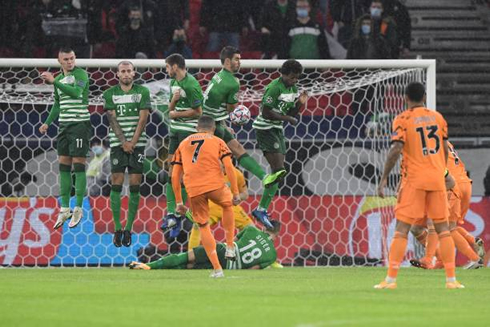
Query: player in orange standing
171 115 241 278
375 82 463 289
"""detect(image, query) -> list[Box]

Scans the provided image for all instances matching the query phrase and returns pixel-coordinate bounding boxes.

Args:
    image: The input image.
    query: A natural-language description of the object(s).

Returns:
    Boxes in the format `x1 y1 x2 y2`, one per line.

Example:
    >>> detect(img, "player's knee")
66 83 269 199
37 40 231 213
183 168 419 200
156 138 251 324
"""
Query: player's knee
410 225 425 236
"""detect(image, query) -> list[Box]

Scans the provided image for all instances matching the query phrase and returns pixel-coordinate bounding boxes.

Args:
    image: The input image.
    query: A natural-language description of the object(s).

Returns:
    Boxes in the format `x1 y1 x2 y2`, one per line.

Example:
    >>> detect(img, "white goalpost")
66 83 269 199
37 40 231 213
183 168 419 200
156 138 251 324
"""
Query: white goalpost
0 58 436 267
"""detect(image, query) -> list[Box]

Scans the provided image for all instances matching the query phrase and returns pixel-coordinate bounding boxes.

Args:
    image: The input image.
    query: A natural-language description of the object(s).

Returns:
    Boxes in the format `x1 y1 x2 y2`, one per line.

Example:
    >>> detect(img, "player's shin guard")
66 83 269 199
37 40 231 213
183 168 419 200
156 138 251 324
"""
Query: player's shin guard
450 228 480 261
199 224 221 270
166 180 176 214
126 185 141 231
258 183 279 211
147 252 189 269
73 163 86 207
238 153 266 180
387 231 408 280
457 226 475 245
222 205 235 248
59 163 72 208
438 231 456 280
110 184 123 230
424 227 439 261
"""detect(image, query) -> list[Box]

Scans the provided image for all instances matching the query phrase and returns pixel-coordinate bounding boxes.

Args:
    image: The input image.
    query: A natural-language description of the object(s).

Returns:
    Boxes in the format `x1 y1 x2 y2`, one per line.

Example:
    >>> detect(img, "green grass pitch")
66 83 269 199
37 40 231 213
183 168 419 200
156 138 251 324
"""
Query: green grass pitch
0 267 488 326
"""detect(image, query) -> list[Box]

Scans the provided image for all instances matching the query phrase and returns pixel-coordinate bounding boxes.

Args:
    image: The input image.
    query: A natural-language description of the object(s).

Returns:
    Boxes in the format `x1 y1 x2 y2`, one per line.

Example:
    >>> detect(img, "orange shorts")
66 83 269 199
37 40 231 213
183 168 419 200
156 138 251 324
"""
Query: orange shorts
447 184 461 223
189 186 233 225
458 181 472 224
395 181 448 225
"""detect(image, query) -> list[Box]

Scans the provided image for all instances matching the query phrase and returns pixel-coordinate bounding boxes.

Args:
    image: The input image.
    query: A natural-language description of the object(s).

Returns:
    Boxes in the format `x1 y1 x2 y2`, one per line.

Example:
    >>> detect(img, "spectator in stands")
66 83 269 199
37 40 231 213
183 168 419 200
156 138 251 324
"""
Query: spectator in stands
87 139 111 197
116 0 158 36
199 0 248 52
382 0 411 58
368 0 398 58
285 0 331 59
87 0 118 56
330 0 371 48
347 14 390 59
154 0 190 51
115 7 156 59
164 28 193 59
259 0 296 59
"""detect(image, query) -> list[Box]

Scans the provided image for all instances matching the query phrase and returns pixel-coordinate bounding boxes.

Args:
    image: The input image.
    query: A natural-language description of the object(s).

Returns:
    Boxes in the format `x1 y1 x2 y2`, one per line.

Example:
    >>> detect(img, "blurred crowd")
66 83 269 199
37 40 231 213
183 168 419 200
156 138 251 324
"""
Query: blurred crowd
0 0 413 60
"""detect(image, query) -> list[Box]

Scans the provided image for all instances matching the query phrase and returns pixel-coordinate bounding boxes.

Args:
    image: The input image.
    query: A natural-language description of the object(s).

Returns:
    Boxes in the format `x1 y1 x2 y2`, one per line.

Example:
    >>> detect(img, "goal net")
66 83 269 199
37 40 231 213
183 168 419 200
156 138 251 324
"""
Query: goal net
0 59 435 267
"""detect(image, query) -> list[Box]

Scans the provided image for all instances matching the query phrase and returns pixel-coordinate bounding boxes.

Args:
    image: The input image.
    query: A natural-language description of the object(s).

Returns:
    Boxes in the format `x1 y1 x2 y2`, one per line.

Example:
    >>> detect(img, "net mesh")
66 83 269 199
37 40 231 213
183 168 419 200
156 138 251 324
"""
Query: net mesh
0 60 428 266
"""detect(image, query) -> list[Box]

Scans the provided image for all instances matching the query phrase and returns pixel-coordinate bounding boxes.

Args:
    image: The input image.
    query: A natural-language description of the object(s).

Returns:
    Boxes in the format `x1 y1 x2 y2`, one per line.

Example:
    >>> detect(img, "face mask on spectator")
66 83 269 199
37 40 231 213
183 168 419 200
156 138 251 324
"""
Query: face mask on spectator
130 18 141 24
370 8 382 18
361 24 371 35
92 146 104 156
296 8 309 18
173 36 186 45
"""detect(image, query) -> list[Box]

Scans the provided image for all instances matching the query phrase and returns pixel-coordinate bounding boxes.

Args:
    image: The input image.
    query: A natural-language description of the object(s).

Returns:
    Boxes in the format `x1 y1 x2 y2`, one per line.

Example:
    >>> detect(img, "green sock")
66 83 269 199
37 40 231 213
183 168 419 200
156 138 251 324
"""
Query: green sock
143 158 160 180
73 163 86 207
238 153 266 180
166 179 176 214
126 185 140 231
147 252 189 269
110 184 123 230
259 183 279 211
59 164 72 208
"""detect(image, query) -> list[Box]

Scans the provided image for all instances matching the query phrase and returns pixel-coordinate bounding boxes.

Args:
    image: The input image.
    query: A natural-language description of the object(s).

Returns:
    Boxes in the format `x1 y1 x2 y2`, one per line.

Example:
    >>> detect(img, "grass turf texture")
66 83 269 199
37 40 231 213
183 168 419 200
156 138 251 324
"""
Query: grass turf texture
0 267 488 326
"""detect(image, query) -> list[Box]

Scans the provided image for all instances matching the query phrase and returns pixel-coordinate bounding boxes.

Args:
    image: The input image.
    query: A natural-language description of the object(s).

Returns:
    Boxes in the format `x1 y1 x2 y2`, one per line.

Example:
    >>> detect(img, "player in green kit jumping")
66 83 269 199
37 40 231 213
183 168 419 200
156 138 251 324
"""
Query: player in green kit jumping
103 61 151 247
201 46 284 230
129 221 281 273
252 59 308 225
161 54 203 237
39 47 92 230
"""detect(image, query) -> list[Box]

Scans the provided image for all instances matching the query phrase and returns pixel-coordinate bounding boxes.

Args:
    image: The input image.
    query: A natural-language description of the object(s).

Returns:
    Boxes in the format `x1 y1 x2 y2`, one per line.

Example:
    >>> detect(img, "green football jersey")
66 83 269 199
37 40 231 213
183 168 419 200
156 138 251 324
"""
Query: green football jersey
228 225 277 269
103 84 151 148
252 77 298 130
169 73 203 133
54 67 90 123
202 69 240 121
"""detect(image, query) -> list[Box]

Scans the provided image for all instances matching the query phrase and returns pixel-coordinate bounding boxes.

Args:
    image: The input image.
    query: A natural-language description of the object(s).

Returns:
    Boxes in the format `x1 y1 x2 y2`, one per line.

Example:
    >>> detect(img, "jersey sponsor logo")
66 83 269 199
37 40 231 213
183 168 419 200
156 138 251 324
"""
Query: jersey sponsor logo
113 94 142 104
171 86 187 98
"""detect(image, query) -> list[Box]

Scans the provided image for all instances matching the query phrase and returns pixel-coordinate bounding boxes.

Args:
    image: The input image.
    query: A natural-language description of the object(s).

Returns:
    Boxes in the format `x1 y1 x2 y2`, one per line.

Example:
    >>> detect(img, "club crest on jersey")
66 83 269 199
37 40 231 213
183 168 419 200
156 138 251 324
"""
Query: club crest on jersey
265 96 273 104
132 94 140 103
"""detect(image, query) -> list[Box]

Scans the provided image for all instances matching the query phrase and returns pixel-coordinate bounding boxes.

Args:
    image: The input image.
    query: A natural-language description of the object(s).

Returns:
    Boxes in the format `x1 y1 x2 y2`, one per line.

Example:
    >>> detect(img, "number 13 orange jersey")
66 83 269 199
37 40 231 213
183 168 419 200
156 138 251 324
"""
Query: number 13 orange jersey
172 132 232 197
391 107 448 191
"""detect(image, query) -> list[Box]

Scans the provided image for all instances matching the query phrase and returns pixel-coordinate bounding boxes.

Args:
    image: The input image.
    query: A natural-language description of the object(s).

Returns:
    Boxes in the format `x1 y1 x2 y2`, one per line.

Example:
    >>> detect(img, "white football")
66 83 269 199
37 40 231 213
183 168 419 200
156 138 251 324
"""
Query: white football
229 105 251 125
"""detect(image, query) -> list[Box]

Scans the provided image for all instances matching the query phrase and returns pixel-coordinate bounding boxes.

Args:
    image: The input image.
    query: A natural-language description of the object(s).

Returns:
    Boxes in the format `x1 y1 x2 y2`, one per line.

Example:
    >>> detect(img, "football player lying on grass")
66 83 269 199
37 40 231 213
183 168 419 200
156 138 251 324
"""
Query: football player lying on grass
129 221 280 272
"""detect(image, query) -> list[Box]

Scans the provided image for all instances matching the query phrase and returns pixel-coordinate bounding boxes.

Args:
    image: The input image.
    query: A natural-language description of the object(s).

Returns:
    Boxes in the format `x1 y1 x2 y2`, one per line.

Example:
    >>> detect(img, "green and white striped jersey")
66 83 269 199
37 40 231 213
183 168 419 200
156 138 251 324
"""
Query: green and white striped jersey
53 67 90 123
169 73 203 133
252 77 298 130
103 84 151 148
202 69 239 121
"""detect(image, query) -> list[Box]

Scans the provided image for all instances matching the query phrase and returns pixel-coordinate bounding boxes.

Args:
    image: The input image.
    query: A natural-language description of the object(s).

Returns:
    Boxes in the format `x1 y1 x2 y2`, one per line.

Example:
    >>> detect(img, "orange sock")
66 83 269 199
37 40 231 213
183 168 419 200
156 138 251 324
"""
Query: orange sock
451 228 480 261
438 231 456 280
457 226 475 246
424 228 439 261
199 224 222 270
221 205 235 248
414 230 428 246
387 231 408 279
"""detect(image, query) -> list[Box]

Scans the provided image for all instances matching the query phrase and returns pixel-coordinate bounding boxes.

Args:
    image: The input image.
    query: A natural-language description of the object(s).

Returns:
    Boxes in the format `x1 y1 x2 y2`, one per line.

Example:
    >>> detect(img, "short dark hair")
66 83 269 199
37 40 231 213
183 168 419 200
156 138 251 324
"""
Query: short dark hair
166 53 186 69
220 46 240 64
118 60 135 70
58 46 74 54
405 82 426 102
197 115 216 130
280 59 303 75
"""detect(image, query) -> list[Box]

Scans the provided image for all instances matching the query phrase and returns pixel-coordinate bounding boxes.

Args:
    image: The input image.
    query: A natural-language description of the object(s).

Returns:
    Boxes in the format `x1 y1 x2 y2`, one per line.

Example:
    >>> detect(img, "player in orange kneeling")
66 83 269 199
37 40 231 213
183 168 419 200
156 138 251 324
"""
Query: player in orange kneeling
376 82 463 289
171 116 241 278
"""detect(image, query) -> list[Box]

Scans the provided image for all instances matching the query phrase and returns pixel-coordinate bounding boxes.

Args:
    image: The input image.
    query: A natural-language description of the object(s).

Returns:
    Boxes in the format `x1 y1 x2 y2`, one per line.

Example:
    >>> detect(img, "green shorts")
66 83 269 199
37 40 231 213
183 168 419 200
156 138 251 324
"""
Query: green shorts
255 128 286 155
169 130 194 154
110 146 145 174
192 243 227 269
57 121 93 157
214 121 235 144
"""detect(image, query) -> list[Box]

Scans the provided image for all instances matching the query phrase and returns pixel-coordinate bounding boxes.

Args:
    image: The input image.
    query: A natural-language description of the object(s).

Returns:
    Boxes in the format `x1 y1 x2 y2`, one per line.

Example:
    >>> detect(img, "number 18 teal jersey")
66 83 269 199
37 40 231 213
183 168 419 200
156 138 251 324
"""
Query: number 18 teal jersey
228 225 277 269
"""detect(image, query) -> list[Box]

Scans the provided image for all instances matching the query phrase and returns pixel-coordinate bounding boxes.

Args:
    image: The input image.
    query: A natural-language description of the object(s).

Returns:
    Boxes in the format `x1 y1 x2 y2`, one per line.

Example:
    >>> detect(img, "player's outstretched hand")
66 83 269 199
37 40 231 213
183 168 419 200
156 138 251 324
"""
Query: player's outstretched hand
39 124 48 134
377 178 387 198
232 195 241 206
298 91 308 106
40 71 55 84
287 116 298 125
176 203 188 216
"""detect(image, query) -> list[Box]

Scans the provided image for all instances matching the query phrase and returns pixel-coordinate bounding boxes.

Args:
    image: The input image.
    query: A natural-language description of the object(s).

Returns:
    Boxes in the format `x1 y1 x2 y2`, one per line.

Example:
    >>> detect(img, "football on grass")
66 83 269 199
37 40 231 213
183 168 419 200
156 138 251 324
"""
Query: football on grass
229 105 251 125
